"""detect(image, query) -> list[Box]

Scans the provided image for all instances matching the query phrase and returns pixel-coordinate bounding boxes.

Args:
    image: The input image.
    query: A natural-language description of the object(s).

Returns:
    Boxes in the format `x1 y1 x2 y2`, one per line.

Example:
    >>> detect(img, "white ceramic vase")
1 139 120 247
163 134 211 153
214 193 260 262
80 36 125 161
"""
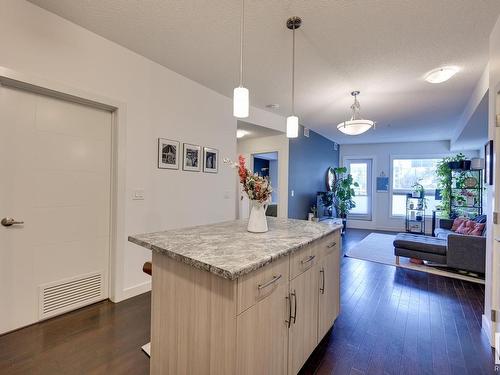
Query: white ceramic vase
248 200 269 233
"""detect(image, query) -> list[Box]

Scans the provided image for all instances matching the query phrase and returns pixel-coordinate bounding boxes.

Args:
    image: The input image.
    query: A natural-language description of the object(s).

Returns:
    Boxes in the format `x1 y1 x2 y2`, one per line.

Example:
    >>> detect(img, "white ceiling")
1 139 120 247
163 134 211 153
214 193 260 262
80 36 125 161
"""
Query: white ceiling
29 0 500 145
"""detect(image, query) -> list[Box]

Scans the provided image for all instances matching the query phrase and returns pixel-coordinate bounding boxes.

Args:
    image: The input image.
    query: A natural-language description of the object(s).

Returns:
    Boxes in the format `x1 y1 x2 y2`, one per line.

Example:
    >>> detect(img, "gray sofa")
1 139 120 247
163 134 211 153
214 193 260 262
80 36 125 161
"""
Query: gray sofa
394 215 486 274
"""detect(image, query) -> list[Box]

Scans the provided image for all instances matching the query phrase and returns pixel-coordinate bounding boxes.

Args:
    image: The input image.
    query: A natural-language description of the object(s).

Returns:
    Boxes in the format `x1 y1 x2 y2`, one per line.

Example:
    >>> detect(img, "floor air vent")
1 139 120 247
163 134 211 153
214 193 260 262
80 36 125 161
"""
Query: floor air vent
39 272 104 320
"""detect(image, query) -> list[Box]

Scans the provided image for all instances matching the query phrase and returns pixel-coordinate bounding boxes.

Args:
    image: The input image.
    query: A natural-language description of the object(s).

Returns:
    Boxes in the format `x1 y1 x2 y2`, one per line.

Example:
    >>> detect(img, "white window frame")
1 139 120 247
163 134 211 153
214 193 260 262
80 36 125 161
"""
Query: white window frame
344 158 373 221
389 154 448 218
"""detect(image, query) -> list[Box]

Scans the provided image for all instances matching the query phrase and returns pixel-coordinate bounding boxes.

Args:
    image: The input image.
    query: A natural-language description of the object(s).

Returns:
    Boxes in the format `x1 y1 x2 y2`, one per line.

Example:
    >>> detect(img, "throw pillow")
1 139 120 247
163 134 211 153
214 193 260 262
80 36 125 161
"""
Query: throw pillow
470 222 486 236
473 215 487 224
451 218 465 231
455 220 472 235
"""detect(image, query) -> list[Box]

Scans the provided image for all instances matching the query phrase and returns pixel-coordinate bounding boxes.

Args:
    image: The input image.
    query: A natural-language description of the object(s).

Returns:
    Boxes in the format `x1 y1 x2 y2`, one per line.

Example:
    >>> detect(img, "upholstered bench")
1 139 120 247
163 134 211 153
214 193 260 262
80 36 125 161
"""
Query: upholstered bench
393 233 447 265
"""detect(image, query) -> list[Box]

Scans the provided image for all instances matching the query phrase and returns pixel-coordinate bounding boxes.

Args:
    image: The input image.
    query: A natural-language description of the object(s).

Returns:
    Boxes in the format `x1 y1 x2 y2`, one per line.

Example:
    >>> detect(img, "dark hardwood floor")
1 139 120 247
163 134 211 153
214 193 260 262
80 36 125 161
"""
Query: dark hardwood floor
0 229 494 374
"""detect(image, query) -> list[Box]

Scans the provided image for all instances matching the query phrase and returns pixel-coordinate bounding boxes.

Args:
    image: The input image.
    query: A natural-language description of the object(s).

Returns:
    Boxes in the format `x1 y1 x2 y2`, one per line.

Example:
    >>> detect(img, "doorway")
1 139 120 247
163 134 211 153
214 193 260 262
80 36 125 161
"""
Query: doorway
253 152 279 217
0 85 113 334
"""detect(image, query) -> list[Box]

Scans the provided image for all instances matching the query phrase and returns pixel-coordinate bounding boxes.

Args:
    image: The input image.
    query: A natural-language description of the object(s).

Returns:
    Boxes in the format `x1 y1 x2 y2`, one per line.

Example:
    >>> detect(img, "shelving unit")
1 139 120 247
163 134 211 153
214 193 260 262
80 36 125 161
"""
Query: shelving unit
405 194 426 234
450 169 482 219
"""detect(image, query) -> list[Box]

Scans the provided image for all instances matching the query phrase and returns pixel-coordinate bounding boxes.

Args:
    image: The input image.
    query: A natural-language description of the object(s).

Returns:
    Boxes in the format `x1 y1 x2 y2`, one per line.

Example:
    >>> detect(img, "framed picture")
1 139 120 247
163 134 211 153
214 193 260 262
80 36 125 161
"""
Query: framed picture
158 138 179 169
485 140 493 185
183 143 201 172
203 147 219 173
376 176 389 192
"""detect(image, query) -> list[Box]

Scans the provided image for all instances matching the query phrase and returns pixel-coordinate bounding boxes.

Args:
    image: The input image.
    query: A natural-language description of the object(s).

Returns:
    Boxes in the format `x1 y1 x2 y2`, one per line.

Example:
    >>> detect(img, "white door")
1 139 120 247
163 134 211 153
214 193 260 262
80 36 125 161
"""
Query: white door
0 85 112 334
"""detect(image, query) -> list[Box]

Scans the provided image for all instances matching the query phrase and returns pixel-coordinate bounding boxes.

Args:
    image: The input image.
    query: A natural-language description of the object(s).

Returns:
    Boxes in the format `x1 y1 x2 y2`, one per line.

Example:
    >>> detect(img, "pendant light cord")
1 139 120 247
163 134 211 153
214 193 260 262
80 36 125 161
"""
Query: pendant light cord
239 0 244 87
291 23 295 115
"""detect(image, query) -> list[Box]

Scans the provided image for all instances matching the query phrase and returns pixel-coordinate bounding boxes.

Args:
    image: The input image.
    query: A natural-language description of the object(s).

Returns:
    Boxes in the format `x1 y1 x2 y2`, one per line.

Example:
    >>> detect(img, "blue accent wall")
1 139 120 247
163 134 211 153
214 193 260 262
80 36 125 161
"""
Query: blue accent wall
288 126 340 219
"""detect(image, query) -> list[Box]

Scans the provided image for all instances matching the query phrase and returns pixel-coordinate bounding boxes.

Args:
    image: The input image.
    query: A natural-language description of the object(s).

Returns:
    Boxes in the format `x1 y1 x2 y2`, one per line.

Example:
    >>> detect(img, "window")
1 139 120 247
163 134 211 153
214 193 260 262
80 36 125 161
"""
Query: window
345 159 372 220
391 158 441 216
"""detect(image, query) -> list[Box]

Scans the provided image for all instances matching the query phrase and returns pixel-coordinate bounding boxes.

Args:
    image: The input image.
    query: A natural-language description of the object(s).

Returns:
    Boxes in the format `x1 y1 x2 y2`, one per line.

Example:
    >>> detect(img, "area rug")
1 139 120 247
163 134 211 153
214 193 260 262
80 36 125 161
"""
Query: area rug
346 233 484 284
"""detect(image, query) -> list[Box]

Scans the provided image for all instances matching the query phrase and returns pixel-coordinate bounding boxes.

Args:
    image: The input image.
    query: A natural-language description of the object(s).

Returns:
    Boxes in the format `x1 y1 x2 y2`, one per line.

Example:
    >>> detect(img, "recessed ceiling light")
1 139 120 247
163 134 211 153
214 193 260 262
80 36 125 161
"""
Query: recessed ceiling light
424 66 459 83
236 129 249 138
266 104 280 109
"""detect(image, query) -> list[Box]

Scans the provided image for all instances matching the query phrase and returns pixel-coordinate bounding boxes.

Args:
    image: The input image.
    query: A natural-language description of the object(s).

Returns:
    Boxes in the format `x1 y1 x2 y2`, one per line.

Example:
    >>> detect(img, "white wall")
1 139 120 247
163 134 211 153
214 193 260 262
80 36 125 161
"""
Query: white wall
237 135 289 218
483 14 500 346
340 141 479 232
0 0 285 302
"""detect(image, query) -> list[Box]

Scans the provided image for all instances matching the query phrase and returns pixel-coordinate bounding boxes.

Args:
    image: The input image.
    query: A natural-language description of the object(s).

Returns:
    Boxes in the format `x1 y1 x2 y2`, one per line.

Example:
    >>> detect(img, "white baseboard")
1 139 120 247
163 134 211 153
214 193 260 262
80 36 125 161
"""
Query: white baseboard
482 314 494 347
112 280 151 303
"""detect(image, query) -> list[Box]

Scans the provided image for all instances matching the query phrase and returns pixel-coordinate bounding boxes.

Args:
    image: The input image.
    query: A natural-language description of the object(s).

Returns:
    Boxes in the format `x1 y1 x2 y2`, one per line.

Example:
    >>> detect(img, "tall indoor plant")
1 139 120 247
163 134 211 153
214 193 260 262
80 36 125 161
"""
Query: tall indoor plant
330 167 359 232
436 153 465 219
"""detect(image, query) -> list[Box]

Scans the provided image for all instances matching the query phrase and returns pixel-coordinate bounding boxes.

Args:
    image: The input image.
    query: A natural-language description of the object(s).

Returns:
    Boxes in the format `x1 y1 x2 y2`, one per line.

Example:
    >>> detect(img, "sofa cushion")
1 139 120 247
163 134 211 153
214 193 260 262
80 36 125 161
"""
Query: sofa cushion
451 218 465 231
469 222 486 236
473 214 487 224
394 233 447 255
434 228 453 240
456 220 475 235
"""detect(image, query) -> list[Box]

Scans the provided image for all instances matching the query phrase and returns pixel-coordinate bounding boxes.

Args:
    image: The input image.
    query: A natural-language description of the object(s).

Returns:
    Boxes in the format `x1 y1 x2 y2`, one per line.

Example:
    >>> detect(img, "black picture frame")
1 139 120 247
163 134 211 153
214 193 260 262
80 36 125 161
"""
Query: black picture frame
484 140 493 185
203 147 218 173
157 138 180 170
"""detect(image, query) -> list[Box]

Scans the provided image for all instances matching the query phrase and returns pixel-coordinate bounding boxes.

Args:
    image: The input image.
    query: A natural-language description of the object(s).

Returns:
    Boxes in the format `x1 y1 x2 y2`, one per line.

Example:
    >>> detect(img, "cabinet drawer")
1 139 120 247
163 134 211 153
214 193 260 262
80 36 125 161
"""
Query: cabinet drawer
315 231 340 259
237 256 289 314
290 244 319 280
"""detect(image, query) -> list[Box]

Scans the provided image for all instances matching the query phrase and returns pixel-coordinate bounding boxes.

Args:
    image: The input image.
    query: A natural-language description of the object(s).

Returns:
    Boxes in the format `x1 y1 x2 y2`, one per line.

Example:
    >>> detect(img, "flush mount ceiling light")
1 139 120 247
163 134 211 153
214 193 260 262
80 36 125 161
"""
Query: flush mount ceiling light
233 0 249 118
236 129 249 138
337 91 375 136
424 66 459 83
286 16 302 138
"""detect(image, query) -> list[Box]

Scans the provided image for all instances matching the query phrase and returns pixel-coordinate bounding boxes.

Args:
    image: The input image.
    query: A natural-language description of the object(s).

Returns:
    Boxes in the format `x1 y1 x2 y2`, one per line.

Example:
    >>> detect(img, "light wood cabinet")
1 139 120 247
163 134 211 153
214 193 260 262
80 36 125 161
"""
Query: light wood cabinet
317 250 340 341
236 281 289 375
288 264 319 375
149 229 341 375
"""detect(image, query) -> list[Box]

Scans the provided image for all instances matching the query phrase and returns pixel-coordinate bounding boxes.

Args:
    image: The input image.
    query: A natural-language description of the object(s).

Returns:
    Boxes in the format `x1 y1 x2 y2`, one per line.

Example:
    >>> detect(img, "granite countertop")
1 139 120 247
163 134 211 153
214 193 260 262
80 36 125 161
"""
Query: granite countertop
128 218 342 280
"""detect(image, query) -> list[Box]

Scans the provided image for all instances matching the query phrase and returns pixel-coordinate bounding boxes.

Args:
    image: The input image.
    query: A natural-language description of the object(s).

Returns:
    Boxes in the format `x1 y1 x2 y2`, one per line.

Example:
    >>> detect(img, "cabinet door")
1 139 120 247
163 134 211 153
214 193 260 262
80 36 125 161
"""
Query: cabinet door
236 282 289 375
288 267 319 375
318 250 340 341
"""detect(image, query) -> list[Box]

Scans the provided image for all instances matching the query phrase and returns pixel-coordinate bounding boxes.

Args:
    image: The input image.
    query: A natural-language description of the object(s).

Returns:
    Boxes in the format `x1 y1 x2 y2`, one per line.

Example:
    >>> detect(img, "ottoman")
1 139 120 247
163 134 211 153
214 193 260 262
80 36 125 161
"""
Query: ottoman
393 233 447 265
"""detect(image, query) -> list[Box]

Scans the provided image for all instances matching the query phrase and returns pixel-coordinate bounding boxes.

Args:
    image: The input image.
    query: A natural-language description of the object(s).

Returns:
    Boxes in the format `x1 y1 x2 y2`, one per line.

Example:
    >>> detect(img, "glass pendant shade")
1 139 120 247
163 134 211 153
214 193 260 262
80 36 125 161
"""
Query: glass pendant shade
336 91 374 136
286 115 299 138
337 119 374 135
233 87 249 118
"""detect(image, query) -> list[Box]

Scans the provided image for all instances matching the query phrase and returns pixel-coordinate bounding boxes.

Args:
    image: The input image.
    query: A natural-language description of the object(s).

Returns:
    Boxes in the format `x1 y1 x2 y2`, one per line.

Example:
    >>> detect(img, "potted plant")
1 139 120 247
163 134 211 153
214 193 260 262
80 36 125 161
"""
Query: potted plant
320 191 334 218
330 167 359 233
436 153 466 219
412 181 424 198
447 153 465 170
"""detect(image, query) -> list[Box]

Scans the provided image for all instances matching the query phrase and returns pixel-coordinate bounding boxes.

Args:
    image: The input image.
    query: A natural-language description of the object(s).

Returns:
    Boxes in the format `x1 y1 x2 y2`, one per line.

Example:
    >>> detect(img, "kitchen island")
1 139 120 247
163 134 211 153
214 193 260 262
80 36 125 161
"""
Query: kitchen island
129 218 342 375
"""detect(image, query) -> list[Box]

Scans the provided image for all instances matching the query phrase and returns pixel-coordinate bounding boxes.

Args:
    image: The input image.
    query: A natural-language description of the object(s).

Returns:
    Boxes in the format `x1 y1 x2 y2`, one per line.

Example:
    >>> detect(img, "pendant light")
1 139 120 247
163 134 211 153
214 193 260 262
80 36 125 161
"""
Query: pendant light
337 91 375 136
286 16 301 138
233 0 249 118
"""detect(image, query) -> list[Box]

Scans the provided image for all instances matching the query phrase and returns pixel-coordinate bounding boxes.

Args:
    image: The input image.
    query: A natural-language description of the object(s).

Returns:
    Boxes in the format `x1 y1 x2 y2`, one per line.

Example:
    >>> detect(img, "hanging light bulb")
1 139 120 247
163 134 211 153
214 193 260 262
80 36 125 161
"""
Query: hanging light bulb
286 16 301 138
233 0 249 118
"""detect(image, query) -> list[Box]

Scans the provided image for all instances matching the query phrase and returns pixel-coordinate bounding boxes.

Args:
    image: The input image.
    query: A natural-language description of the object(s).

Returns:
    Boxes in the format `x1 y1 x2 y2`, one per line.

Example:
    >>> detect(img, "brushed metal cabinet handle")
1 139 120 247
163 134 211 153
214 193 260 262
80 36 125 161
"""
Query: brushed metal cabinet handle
327 241 337 248
258 274 282 290
291 290 297 324
320 268 325 294
285 293 292 328
301 255 316 264
1 217 24 227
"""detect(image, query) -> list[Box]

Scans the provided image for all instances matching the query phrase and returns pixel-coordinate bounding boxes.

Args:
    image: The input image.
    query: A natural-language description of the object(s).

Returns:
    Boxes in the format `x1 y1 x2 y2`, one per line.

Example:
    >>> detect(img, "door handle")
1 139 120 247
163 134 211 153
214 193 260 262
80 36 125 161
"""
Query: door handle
320 268 325 294
1 217 24 227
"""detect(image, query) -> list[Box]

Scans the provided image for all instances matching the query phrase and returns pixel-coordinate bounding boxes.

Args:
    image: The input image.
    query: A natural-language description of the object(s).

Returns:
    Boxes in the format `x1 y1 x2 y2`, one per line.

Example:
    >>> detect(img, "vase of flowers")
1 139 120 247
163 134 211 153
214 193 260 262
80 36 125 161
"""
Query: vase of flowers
237 156 272 233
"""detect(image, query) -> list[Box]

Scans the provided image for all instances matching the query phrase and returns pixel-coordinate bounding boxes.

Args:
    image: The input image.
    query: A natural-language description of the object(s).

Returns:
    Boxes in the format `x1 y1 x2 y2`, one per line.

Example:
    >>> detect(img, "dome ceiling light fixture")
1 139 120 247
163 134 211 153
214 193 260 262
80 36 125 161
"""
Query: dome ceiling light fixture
337 91 375 136
424 66 459 84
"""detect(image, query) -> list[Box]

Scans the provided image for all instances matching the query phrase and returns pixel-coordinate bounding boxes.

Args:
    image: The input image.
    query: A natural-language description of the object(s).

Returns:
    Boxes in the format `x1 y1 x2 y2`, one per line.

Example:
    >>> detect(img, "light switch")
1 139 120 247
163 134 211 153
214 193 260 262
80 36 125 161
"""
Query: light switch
133 189 145 200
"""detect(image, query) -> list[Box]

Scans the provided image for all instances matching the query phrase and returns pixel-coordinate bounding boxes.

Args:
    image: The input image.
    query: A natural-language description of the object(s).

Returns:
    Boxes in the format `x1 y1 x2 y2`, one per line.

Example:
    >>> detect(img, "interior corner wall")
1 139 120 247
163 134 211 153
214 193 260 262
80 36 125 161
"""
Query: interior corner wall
0 0 285 302
237 135 289 218
288 126 340 220
340 141 480 233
